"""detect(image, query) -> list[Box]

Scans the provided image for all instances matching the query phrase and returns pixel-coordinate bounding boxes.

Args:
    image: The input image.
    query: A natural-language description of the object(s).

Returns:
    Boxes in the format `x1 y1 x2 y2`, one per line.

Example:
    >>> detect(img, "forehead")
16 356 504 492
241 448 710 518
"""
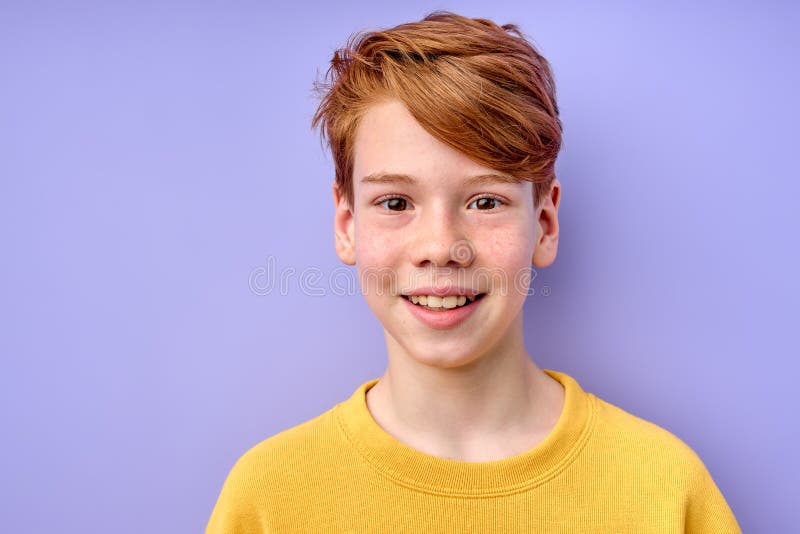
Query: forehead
352 99 516 191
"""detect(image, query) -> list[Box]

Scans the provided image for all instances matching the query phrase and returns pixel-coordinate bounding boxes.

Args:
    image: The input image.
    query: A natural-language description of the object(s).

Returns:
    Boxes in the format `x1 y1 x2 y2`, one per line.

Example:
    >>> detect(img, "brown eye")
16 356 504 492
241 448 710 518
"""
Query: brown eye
469 197 503 210
378 197 408 211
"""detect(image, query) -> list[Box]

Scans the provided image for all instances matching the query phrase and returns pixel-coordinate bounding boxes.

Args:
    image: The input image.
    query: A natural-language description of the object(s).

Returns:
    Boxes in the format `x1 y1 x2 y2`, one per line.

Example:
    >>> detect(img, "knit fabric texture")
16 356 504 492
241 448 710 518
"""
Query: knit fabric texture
205 369 741 533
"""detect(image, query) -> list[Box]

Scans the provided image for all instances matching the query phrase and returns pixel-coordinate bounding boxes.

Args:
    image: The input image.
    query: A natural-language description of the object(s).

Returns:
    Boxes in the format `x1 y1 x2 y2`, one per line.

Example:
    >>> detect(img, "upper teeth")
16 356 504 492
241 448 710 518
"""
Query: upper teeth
408 295 477 308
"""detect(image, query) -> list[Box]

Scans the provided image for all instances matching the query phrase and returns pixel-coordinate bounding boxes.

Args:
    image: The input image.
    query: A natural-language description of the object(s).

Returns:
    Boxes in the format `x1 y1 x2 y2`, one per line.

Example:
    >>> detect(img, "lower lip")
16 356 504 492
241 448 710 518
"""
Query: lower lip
402 295 484 330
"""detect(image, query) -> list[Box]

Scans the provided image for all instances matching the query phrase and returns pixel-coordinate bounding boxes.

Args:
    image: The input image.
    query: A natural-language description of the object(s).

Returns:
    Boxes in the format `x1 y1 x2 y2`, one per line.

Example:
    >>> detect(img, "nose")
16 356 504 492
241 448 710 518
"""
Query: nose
409 204 475 270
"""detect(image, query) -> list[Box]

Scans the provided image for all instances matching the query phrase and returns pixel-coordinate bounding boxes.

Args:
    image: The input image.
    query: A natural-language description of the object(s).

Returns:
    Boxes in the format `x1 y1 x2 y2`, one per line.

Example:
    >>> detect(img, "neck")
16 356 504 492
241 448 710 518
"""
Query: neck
367 315 564 461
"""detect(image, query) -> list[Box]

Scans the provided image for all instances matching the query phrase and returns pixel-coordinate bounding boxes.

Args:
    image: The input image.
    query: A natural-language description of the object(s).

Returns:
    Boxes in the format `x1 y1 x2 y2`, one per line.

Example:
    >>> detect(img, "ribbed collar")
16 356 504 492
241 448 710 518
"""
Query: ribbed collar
334 369 596 497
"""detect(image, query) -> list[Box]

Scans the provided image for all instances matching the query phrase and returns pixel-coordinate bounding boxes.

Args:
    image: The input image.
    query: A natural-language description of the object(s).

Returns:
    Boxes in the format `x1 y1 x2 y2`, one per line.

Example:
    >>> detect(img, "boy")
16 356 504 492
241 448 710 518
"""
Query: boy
206 11 741 533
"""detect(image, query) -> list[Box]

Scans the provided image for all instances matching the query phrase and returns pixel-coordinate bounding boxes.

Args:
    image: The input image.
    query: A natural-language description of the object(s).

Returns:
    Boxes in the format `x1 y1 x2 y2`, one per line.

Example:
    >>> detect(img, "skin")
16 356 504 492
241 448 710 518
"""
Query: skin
332 98 565 462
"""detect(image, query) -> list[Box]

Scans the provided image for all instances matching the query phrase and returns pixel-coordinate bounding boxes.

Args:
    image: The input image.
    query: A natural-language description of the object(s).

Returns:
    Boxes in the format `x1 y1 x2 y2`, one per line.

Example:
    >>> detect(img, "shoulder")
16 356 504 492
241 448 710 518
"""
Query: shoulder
591 392 699 455
205 406 341 532
588 392 711 485
225 405 340 485
581 392 741 531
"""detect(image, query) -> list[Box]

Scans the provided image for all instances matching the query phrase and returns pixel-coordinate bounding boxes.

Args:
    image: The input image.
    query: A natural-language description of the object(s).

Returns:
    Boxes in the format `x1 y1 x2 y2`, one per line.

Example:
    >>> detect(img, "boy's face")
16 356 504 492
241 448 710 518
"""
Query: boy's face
333 98 560 367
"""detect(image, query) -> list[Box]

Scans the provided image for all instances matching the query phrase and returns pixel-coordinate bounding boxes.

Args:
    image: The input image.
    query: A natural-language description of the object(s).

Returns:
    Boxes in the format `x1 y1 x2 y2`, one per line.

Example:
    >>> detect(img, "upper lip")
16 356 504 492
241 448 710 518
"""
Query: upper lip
401 286 484 298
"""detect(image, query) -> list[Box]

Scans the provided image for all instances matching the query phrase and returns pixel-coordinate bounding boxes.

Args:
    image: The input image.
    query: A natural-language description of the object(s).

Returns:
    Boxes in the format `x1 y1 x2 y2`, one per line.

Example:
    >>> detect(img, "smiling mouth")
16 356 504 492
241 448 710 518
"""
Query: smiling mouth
400 293 487 311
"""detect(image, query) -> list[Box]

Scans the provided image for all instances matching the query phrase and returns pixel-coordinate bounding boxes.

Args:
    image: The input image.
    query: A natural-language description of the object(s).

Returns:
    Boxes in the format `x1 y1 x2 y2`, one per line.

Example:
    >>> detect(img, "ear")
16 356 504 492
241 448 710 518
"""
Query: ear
332 181 356 265
532 178 561 268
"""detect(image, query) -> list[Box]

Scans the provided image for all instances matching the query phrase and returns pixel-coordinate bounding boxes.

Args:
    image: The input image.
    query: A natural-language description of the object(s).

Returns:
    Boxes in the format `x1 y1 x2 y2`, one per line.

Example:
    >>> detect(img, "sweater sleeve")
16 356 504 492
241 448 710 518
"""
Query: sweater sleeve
683 454 741 534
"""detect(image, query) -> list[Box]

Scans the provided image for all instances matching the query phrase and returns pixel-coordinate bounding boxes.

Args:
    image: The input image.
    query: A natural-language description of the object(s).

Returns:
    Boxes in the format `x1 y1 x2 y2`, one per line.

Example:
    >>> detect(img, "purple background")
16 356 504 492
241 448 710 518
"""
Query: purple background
2 1 797 532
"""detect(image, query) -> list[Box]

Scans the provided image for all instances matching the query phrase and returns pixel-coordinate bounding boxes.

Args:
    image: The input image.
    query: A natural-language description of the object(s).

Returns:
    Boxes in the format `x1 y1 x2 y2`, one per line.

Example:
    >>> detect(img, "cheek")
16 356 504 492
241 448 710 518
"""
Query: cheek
481 226 533 267
354 222 397 266
479 227 534 297
354 222 403 296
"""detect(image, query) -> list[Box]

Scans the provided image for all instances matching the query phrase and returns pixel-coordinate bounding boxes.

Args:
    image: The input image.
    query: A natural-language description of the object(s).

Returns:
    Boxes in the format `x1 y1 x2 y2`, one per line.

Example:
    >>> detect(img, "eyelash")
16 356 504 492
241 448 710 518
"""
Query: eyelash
373 194 507 212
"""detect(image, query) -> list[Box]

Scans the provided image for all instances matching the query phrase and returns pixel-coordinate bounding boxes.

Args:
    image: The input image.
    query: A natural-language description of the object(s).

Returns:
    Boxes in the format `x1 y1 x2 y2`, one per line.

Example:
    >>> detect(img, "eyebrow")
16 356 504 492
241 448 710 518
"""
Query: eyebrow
360 171 523 187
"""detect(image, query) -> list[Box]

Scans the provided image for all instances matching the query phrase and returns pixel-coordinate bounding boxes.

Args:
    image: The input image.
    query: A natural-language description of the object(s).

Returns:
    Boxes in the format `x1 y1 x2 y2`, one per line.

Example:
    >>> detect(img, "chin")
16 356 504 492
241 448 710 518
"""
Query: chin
404 342 488 370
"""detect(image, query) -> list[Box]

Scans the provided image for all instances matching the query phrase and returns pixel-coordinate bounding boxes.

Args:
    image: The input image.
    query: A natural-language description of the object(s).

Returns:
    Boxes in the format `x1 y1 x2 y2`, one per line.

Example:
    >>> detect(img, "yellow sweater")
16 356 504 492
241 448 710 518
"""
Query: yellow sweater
205 369 741 533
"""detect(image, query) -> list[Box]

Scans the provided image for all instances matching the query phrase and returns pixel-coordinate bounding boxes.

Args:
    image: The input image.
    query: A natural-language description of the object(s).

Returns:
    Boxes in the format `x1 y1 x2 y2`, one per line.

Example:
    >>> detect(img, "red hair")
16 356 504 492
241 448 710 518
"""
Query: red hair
311 10 562 210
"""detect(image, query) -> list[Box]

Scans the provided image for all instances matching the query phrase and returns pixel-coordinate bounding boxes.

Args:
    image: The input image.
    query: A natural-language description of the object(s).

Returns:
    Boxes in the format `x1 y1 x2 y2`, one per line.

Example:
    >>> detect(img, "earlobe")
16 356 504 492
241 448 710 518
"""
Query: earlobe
332 182 356 266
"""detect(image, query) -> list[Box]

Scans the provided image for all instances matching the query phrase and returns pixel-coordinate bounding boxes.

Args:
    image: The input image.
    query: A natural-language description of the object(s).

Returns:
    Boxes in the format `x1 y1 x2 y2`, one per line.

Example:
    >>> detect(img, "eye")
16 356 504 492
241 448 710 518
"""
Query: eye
374 195 505 212
468 196 505 210
375 196 410 211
